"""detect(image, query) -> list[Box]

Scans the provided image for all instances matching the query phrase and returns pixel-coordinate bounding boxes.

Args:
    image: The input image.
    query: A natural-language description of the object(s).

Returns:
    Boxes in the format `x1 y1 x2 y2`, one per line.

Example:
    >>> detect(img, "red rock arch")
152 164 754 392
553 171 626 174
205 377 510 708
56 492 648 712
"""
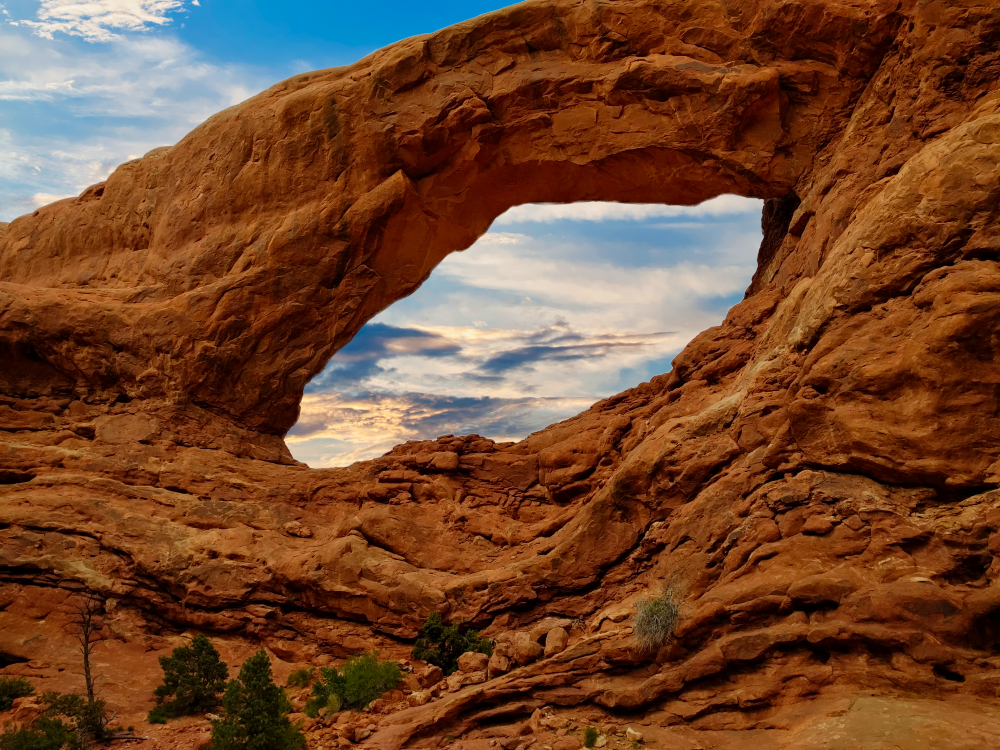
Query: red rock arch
0 0 899 442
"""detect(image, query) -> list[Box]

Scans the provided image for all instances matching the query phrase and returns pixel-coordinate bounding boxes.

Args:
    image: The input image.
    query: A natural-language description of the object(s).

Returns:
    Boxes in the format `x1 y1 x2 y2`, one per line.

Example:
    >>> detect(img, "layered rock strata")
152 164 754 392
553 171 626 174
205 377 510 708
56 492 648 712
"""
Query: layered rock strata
3 0 1000 747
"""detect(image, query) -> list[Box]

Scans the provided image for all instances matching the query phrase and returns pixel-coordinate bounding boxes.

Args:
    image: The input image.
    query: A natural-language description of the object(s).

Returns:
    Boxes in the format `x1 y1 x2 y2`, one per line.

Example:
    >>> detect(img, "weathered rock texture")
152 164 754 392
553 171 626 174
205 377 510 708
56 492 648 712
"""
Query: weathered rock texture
3 0 1000 747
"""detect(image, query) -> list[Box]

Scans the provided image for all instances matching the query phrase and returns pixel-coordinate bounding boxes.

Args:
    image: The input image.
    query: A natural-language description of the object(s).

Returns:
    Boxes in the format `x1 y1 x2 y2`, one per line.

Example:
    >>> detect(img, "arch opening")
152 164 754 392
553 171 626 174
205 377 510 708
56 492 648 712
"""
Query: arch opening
287 195 764 467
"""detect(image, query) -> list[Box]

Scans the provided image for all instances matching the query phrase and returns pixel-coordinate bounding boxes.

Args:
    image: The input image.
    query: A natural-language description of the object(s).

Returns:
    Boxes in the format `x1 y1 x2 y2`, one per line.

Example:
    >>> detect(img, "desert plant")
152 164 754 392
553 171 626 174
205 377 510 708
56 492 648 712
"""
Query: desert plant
0 678 34 712
411 613 493 675
633 587 680 653
305 653 400 717
0 717 71 750
285 668 314 690
150 634 229 720
210 649 304 750
41 692 110 747
302 691 340 720
583 727 599 748
146 707 167 725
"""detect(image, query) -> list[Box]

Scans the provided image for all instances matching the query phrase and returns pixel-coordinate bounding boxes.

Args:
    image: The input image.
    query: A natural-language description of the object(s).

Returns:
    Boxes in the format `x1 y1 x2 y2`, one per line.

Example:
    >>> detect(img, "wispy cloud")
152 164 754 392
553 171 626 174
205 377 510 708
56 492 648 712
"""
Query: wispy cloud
288 391 597 467
0 25 264 220
31 192 75 206
290 201 763 466
21 0 193 42
0 30 255 111
494 194 760 224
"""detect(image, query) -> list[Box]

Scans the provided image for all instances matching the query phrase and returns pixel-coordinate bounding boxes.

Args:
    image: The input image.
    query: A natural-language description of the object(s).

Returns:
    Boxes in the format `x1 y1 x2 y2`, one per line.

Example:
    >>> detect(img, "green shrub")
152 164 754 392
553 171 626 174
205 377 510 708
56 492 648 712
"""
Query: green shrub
0 678 34 712
40 692 109 746
285 669 314 690
302 692 340 720
633 587 680 653
210 649 304 750
152 634 229 720
0 717 71 750
146 706 168 725
411 613 493 675
305 653 400 716
1 693 110 749
583 727 599 748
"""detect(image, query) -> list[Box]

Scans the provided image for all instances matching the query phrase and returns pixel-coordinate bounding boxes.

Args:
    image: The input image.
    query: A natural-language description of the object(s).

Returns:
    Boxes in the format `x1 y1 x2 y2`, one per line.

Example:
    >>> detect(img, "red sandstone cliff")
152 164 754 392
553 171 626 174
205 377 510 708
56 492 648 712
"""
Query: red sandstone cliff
3 0 1000 747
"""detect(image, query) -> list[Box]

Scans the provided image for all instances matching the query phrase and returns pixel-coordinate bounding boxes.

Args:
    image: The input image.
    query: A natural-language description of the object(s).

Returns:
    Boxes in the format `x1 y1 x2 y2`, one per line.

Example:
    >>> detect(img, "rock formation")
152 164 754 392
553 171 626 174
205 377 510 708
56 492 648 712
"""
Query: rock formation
3 0 1000 747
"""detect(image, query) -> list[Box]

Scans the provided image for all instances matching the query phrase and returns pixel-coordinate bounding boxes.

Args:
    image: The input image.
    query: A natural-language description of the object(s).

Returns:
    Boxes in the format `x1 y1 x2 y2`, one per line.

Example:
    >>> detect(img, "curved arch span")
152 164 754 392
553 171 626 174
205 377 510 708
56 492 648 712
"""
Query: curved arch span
0 0 900 444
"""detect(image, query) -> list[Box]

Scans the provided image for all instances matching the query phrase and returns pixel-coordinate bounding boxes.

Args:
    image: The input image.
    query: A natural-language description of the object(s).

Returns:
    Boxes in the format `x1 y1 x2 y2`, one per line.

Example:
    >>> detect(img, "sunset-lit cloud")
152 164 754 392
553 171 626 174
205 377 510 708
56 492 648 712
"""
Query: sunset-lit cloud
289 199 763 467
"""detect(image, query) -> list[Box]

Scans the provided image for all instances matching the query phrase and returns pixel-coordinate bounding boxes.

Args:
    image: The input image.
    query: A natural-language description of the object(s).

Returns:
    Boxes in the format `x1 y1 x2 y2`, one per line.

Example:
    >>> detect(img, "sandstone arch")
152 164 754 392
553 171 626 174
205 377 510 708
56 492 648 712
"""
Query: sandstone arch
4 0 1000 745
0 0 898 444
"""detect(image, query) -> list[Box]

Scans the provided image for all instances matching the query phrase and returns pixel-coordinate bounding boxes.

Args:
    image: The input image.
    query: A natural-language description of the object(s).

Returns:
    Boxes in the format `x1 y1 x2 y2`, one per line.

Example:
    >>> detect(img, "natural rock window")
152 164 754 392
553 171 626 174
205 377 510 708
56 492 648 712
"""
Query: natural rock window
287 196 763 466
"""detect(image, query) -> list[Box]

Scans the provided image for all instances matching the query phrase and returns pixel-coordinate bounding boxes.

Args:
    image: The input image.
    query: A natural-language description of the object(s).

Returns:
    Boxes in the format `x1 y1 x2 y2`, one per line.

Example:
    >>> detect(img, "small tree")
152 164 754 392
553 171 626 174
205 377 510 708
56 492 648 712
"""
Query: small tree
210 650 303 750
150 634 228 721
0 677 34 711
411 613 492 675
71 596 105 706
57 594 112 746
41 692 110 747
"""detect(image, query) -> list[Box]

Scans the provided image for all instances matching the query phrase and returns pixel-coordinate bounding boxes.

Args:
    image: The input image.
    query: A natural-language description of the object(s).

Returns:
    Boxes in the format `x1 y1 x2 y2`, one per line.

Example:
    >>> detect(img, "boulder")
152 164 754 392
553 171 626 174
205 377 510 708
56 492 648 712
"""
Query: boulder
416 665 444 688
457 651 490 673
544 627 569 657
488 652 512 679
512 632 545 666
407 691 431 707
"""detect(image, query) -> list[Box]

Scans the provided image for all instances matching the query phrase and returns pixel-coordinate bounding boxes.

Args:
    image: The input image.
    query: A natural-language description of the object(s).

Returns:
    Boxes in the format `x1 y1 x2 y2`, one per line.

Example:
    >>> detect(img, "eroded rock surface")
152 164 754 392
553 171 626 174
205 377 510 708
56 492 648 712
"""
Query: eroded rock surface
3 0 1000 747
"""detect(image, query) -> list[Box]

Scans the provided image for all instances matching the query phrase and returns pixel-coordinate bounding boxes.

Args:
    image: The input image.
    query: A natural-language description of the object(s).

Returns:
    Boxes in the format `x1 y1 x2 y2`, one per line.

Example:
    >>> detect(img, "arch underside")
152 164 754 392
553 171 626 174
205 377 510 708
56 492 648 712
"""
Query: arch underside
3 0 1000 745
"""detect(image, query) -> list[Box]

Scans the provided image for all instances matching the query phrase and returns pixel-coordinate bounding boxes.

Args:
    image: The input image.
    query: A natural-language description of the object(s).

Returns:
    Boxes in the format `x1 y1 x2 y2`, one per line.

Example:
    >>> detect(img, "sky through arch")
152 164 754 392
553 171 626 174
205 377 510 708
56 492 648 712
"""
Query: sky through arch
287 196 764 467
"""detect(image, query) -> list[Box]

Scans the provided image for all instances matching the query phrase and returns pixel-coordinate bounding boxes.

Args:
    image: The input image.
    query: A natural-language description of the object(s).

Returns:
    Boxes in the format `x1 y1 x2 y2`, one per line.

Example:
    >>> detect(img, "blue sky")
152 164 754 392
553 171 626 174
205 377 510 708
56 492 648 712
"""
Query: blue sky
0 0 763 466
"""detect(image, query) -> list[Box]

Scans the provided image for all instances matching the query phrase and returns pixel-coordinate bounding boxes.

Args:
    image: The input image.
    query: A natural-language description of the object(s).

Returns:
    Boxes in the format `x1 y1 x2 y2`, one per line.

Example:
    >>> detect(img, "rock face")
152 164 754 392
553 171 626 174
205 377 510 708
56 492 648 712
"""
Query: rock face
3 0 1000 747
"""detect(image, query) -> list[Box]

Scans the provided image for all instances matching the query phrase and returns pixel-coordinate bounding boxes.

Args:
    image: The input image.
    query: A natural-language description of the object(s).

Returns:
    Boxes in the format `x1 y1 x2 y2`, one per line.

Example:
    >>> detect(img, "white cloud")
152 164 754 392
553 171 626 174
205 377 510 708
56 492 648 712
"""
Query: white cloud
474 232 528 246
493 194 760 224
288 203 764 466
0 25 264 220
0 31 254 112
22 0 193 42
31 192 75 207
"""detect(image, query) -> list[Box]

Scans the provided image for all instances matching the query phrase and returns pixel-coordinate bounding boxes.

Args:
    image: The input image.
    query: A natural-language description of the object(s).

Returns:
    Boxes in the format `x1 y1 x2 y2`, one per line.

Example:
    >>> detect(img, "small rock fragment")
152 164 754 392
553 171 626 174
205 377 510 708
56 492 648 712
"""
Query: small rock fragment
407 690 431 707
488 651 512 678
417 664 444 688
625 727 643 742
283 521 313 538
430 451 460 471
801 514 836 535
544 627 569 657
